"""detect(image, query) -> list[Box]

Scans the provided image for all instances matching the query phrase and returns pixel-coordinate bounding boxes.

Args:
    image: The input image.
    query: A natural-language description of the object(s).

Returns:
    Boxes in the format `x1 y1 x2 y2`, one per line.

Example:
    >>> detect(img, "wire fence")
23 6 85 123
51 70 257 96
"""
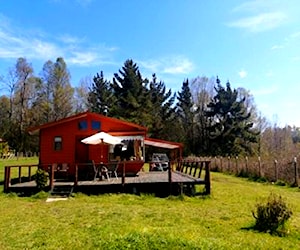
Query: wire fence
186 156 299 186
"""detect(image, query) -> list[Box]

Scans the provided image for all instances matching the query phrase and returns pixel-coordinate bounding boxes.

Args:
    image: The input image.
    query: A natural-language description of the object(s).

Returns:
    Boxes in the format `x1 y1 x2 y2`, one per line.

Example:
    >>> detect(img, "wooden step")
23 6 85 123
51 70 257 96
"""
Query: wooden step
50 185 73 197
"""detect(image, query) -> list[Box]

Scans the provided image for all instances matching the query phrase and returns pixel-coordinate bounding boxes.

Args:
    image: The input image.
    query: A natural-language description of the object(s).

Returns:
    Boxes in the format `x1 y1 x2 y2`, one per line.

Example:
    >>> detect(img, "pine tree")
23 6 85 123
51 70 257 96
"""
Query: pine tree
88 71 113 115
206 78 258 156
111 59 152 126
176 79 195 155
148 74 177 140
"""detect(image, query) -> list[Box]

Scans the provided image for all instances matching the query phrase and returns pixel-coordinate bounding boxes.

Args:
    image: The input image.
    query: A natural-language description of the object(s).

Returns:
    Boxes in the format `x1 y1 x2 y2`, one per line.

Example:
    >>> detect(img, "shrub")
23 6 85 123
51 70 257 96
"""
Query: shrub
35 168 48 190
252 193 292 235
275 180 287 186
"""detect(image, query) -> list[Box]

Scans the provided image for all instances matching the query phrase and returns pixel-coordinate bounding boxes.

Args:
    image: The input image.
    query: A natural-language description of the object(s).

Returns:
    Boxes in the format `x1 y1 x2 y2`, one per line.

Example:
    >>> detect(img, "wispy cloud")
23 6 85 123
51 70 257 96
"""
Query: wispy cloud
271 44 284 50
228 0 290 32
270 30 300 54
0 14 116 67
227 12 287 33
139 56 194 75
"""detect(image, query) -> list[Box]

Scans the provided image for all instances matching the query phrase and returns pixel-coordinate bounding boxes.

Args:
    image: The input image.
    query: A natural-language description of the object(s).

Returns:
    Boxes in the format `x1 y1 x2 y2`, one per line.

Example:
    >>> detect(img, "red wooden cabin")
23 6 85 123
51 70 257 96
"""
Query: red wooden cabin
28 112 147 176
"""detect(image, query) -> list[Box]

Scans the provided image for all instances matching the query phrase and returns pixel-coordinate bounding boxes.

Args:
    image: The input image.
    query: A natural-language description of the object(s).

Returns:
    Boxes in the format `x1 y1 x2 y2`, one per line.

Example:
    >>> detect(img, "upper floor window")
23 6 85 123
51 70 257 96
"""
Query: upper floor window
54 136 62 151
78 120 88 130
91 120 101 130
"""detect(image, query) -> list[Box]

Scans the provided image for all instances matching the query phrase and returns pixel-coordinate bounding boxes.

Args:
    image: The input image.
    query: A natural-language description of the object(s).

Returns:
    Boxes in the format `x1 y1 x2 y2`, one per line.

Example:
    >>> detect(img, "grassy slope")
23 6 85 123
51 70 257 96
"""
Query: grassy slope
0 160 300 249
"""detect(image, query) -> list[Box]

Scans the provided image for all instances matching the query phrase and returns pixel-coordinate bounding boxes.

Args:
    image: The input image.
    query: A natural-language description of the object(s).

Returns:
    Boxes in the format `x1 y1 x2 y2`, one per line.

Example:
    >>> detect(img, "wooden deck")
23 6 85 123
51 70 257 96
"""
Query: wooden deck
4 160 211 197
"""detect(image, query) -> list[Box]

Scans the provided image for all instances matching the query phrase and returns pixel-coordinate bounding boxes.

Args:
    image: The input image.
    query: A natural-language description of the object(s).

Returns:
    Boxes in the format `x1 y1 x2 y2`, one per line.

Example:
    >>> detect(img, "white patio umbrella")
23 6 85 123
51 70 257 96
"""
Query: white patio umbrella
81 132 122 145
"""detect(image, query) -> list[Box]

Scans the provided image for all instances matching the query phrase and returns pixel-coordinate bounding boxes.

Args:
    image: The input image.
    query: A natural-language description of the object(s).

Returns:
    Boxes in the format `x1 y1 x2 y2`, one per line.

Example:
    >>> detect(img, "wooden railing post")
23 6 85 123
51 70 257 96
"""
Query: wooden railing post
28 166 32 181
168 161 172 195
4 167 11 193
122 162 126 192
49 164 54 190
74 164 78 186
18 166 22 183
204 161 211 195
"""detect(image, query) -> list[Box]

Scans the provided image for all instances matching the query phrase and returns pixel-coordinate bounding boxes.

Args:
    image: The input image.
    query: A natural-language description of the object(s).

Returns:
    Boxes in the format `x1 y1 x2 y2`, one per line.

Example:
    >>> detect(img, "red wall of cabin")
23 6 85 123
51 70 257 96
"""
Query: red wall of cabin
38 113 145 175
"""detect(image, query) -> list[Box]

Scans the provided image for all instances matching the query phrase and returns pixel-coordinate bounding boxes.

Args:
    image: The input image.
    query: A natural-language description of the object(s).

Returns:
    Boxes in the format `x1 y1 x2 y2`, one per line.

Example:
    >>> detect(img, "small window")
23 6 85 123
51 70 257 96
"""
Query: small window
91 120 101 130
78 120 88 130
54 136 62 151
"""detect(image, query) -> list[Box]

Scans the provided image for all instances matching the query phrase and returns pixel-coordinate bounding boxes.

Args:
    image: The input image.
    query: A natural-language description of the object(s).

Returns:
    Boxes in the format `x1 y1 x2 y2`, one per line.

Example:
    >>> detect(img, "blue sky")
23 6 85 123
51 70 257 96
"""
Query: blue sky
0 0 300 127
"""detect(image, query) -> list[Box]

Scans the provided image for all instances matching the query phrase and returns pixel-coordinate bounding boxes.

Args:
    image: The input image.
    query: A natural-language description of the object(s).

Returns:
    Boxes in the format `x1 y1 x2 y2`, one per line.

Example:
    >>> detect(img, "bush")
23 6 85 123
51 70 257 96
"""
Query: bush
35 168 48 190
252 193 292 235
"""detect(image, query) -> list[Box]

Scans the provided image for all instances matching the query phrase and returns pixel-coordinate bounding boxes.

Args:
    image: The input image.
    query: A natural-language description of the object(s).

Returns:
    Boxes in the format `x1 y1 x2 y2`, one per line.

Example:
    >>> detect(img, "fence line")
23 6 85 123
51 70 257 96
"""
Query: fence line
190 156 299 187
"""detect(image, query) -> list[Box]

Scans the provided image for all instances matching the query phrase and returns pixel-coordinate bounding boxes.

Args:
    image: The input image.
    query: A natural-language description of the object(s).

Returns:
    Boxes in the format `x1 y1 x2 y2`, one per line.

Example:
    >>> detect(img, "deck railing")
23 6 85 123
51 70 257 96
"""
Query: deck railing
4 160 211 195
175 160 211 194
4 164 39 192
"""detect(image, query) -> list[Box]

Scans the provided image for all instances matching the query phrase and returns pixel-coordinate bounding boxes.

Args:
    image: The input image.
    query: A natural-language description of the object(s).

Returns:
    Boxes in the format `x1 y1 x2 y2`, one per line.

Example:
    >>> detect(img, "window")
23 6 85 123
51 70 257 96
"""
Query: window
54 136 62 151
91 120 101 130
78 120 88 130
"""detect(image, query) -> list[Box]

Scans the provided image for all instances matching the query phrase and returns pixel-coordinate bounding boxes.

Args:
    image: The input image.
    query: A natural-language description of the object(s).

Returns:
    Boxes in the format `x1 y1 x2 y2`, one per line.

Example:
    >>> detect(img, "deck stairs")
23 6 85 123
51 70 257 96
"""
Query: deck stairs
49 184 74 198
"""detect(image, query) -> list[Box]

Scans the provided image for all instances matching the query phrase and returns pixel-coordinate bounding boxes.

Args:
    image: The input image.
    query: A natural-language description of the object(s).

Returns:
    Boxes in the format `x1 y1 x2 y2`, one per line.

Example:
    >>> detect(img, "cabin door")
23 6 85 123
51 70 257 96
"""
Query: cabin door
75 136 89 163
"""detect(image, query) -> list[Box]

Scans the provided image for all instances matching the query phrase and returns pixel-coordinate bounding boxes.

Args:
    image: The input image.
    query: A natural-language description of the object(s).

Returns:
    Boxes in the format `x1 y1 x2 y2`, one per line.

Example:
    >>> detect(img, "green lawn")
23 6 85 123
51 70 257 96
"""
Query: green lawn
0 159 300 249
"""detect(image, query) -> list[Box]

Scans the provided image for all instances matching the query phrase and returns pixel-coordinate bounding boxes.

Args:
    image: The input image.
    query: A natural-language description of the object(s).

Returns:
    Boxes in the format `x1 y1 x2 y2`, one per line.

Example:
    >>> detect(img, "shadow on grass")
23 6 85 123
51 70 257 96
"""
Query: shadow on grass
241 225 289 237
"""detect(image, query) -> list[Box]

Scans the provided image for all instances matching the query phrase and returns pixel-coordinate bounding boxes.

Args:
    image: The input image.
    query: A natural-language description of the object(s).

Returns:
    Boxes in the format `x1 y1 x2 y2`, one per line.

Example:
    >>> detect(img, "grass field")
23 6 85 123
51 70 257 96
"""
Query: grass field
1 158 300 249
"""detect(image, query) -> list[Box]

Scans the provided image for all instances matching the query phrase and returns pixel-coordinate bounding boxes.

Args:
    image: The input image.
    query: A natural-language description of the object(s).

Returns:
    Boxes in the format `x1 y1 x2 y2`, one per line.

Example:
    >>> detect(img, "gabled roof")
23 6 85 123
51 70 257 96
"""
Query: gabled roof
28 111 148 135
144 137 183 149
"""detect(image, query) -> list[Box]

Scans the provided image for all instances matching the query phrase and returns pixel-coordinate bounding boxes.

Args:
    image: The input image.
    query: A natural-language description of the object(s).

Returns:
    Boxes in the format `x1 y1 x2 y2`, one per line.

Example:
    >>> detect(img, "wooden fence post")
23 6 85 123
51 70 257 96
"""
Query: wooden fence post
274 159 278 182
293 157 298 187
235 156 239 174
227 156 231 172
258 156 261 177
245 156 248 175
214 156 217 170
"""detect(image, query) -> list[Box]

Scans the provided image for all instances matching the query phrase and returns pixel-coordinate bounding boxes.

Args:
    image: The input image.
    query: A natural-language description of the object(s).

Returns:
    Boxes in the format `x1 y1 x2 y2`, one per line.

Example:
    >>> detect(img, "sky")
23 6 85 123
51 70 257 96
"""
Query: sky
0 0 300 127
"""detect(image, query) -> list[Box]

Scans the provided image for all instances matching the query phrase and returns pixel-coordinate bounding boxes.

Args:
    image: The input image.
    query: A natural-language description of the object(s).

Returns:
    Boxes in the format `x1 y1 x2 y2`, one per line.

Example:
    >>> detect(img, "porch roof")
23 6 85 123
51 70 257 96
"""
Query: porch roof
144 137 183 149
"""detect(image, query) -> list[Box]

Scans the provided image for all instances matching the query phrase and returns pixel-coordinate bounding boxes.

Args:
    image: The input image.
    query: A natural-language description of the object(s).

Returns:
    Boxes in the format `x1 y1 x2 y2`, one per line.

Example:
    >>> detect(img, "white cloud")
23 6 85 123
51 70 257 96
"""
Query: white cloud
139 56 194 75
0 15 116 67
271 44 284 50
238 69 247 78
227 12 287 32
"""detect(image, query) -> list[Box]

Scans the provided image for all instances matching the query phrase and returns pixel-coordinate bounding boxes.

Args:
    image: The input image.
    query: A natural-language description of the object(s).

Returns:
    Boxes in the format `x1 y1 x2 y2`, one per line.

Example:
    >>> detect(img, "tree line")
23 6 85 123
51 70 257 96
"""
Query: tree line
0 57 300 159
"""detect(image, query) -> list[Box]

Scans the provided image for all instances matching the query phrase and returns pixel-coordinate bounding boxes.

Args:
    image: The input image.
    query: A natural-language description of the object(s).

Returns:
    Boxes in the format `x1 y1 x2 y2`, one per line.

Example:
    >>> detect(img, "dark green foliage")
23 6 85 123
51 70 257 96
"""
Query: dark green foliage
252 193 292 235
206 78 259 156
35 168 48 190
88 71 113 115
148 74 177 141
111 59 152 127
176 79 194 155
275 180 287 186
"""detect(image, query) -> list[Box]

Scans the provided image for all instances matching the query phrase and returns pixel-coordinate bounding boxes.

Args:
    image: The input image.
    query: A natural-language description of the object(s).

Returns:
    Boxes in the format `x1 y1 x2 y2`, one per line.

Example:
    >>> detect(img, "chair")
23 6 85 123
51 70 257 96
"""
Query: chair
107 160 119 179
92 160 99 181
92 161 109 181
